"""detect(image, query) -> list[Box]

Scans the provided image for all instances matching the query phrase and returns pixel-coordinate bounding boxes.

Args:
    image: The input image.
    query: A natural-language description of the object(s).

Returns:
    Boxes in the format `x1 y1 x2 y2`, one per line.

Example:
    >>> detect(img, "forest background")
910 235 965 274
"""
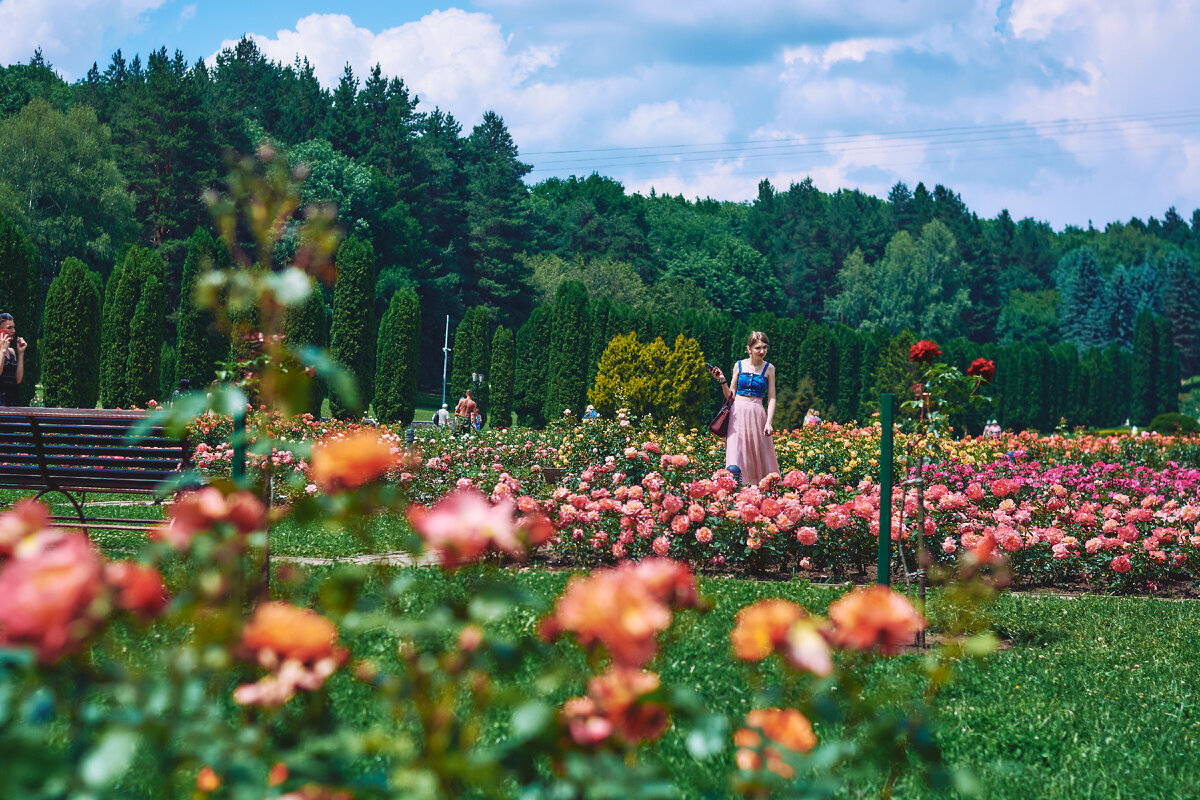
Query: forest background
0 41 1198 432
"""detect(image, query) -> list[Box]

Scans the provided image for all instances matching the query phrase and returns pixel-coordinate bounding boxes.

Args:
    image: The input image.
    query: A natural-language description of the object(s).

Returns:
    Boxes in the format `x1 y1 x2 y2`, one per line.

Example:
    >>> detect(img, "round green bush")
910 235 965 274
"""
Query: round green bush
1148 412 1200 435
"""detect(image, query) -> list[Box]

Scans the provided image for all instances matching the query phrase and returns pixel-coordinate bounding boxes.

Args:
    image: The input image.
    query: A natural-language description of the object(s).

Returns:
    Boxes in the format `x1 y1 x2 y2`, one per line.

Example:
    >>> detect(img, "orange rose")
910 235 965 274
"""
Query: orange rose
242 601 341 663
105 561 169 619
197 766 221 792
310 430 398 491
562 668 668 746
826 585 926 654
734 708 817 778
729 598 807 661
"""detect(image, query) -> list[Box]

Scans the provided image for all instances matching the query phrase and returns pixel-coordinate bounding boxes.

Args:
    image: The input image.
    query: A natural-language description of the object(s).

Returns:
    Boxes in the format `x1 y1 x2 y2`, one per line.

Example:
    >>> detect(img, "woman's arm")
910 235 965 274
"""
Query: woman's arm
763 364 776 435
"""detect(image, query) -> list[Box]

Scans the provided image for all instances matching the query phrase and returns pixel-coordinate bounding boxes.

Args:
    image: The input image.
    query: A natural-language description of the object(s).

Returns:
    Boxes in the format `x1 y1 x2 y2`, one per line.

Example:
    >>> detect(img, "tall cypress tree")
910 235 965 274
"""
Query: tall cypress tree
514 304 551 427
544 280 590 420
284 287 328 415
798 324 839 412
374 289 420 424
175 228 227 388
330 236 377 418
489 325 514 428
1130 310 1157 425
126 274 165 406
447 307 477 404
0 214 40 404
102 246 164 407
1156 315 1180 416
41 257 102 408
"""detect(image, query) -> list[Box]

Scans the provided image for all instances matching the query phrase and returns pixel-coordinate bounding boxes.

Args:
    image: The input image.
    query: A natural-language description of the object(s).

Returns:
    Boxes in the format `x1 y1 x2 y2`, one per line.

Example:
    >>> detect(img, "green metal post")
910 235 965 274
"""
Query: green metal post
877 393 894 585
232 406 246 483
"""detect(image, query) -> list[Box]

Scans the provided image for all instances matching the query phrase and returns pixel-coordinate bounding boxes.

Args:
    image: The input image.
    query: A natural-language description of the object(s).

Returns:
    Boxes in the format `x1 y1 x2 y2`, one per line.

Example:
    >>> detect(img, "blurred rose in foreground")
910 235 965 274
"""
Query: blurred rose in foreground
407 488 553 568
827 585 926 654
153 487 266 549
562 667 668 746
234 601 347 706
734 707 818 778
105 561 169 619
0 531 105 663
0 498 51 556
310 430 399 491
540 558 698 667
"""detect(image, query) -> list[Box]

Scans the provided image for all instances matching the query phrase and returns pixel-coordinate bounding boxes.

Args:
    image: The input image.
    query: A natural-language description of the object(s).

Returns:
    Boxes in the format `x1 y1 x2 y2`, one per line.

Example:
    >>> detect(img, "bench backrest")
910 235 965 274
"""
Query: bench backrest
0 408 189 495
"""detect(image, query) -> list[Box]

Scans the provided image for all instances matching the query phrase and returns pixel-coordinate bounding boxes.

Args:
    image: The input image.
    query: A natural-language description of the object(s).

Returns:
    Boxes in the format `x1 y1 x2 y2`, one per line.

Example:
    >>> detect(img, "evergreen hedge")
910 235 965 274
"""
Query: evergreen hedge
513 304 551 427
544 280 589 419
101 246 165 407
374 289 420 424
489 325 514 428
175 228 228 389
0 214 41 404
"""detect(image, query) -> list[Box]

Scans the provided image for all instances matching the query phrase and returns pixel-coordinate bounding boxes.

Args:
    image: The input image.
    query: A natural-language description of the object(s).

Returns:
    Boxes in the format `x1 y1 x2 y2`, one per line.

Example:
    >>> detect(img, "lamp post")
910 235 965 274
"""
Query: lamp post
441 314 451 408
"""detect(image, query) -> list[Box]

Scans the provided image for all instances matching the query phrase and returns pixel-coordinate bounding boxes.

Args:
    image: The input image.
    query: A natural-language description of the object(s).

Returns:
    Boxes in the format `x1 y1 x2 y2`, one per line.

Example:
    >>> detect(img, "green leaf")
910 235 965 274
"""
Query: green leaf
80 729 140 788
296 345 361 414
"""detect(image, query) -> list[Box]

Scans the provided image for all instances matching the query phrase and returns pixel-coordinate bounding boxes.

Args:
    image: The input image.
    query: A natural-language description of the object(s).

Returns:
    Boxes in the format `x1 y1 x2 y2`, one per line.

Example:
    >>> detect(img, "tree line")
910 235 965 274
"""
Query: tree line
0 42 1197 426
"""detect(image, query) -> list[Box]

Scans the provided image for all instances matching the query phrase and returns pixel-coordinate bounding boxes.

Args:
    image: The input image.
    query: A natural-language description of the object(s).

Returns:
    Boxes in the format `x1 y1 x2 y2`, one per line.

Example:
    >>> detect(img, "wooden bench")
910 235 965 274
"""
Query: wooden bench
0 407 192 531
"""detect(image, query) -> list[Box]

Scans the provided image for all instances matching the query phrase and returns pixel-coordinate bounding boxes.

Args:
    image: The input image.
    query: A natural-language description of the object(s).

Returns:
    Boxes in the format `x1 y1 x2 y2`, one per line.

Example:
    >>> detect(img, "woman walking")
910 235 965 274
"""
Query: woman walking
0 312 26 406
709 331 779 485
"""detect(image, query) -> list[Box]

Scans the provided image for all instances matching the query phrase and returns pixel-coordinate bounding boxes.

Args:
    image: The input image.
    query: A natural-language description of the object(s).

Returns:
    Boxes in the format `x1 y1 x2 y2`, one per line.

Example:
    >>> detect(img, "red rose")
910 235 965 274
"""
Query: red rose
909 340 942 364
967 358 996 383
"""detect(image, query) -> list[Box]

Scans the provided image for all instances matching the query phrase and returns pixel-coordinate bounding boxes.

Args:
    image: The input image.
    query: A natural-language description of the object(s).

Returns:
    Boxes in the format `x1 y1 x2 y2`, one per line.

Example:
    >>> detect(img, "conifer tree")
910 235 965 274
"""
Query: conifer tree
489 325 514 428
41 257 102 408
448 307 478 404
1130 311 1158 424
374 289 420 424
175 228 227 388
284 287 328 415
514 304 551 427
126 274 165 406
330 236 376 417
798 324 839 412
1160 250 1200 377
544 280 590 419
1156 316 1180 416
0 213 40 404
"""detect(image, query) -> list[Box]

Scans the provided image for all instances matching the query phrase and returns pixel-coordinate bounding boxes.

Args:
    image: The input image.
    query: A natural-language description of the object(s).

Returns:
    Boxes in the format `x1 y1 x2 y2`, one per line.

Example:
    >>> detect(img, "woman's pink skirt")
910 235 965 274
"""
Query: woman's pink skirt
725 395 779 485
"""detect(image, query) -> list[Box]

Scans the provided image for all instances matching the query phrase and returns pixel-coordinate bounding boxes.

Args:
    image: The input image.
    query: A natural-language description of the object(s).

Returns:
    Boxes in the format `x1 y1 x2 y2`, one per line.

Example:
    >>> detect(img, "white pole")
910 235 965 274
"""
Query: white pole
441 314 451 407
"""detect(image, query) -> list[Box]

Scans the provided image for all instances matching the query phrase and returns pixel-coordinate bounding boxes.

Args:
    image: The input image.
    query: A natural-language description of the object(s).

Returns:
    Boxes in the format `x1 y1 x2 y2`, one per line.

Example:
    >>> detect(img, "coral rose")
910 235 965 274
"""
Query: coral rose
730 598 807 661
310 430 398 491
734 708 817 778
407 488 525 567
0 532 105 663
827 585 926 654
105 561 169 619
154 488 266 548
0 498 52 556
242 601 342 664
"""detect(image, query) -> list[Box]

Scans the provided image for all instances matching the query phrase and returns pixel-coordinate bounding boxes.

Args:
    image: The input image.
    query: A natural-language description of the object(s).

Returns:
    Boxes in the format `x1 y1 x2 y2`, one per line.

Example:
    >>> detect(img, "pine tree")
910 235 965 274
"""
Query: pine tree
514 304 551 427
1160 250 1200 377
544 280 590 419
41 257 102 408
489 325 514 428
374 289 420 424
0 213 40 404
329 236 377 418
175 228 227 388
1055 248 1112 351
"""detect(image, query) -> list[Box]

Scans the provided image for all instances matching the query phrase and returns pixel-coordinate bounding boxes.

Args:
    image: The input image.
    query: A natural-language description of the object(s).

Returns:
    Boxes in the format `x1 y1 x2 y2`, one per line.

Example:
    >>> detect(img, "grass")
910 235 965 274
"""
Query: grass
8 488 1200 798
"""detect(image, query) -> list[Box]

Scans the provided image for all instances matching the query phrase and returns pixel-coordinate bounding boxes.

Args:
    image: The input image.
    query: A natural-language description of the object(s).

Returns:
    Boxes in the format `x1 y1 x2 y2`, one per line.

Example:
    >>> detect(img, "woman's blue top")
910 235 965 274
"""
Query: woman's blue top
735 361 769 398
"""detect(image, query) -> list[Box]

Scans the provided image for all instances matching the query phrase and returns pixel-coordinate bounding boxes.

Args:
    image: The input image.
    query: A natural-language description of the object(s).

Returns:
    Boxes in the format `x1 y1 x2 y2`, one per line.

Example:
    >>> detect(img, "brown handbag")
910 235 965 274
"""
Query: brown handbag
709 396 733 437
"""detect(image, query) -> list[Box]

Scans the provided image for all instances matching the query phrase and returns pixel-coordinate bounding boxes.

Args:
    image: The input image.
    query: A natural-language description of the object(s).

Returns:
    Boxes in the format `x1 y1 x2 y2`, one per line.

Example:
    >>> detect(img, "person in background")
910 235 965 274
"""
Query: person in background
433 403 450 426
454 390 477 432
803 408 822 426
708 330 780 485
471 410 483 431
583 404 599 421
0 312 27 407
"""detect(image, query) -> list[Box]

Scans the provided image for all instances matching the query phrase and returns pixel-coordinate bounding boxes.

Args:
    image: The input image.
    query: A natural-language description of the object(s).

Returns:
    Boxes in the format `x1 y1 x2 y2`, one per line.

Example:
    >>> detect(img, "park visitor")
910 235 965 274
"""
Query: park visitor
583 404 599 421
804 408 822 426
708 330 780 485
433 403 450 426
455 390 478 432
0 312 27 406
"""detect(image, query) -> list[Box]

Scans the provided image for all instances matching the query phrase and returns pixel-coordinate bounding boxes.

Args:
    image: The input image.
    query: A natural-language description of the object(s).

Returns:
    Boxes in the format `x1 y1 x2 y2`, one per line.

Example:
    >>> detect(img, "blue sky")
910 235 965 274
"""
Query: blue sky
2 0 1198 229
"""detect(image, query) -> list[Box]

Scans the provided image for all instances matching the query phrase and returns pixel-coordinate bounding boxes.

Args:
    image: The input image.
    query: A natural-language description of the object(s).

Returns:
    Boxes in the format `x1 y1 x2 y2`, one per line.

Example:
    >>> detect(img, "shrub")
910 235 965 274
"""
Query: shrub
1148 412 1199 435
330 236 376 417
374 289 420 424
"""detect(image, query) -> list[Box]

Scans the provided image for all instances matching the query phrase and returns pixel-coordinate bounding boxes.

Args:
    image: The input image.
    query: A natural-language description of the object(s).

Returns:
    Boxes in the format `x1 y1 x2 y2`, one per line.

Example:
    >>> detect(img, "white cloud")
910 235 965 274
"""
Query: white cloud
179 3 195 22
0 0 167 77
220 10 566 133
1008 0 1086 40
783 37 902 70
607 100 734 147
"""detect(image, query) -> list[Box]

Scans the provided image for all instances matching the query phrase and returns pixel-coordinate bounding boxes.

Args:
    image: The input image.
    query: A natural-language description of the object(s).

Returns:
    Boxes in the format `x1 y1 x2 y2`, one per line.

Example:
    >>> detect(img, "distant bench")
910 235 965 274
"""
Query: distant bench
0 408 191 532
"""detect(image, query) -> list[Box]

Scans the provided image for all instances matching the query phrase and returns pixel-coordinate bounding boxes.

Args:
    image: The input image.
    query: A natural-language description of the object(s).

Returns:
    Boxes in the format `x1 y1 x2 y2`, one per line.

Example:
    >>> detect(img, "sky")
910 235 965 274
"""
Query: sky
2 0 1198 230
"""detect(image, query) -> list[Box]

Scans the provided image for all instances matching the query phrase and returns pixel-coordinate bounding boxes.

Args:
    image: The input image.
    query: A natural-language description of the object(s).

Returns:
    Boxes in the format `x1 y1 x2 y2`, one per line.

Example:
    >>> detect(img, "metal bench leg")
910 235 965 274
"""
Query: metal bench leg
34 487 87 526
